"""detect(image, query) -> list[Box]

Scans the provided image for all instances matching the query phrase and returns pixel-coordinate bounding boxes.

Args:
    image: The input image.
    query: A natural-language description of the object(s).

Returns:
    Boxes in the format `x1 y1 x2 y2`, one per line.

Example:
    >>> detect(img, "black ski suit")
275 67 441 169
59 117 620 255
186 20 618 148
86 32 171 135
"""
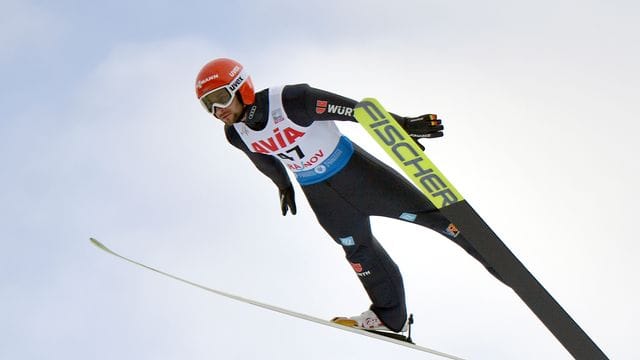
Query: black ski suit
224 84 500 332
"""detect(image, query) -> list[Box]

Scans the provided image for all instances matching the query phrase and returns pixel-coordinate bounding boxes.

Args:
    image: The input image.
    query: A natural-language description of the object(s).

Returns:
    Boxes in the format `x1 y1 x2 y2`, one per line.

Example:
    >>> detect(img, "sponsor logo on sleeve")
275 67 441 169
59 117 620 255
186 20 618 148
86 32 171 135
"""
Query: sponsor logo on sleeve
315 100 354 116
316 100 328 114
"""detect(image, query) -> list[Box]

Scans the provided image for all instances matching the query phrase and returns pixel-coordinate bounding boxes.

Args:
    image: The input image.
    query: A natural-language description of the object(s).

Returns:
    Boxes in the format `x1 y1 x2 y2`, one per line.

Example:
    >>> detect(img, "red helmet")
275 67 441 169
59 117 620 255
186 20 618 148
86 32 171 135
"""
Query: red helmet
195 58 255 112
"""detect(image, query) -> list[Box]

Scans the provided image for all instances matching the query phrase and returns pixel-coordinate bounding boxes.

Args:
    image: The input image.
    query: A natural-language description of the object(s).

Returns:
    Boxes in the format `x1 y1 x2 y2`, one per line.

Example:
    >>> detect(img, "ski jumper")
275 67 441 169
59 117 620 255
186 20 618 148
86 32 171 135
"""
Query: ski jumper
224 84 501 332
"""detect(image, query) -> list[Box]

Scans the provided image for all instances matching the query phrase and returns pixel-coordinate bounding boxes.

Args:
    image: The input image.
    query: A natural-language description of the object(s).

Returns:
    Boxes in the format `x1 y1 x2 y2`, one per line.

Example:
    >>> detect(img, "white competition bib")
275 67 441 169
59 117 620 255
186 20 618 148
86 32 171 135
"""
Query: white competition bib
234 86 353 185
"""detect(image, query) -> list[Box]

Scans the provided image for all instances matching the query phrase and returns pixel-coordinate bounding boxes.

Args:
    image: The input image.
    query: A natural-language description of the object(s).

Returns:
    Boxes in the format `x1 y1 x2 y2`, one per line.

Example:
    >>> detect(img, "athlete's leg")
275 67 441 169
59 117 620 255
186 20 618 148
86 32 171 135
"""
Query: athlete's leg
330 146 505 284
301 181 408 332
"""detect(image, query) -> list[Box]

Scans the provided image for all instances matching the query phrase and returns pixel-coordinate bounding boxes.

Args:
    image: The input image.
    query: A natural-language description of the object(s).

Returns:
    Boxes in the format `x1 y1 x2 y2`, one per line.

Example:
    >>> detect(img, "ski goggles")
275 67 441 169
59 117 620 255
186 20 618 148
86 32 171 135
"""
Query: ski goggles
199 71 248 113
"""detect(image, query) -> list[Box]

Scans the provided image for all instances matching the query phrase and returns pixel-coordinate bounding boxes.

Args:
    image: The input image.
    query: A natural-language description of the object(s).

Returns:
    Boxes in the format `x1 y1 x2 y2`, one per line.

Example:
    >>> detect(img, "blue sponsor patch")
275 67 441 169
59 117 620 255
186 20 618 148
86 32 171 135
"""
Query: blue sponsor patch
339 236 355 246
399 213 417 222
294 136 354 185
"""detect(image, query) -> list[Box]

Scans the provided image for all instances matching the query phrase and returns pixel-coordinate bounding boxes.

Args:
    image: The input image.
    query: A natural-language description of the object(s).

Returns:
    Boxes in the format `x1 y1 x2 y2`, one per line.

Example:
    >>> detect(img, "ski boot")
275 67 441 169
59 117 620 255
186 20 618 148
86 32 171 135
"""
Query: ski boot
331 310 414 343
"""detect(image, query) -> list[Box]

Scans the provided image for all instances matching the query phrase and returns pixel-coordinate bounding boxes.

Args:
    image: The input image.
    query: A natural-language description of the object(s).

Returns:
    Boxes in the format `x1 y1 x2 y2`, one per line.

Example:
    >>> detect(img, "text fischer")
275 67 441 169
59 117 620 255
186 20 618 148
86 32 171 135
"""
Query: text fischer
363 103 459 208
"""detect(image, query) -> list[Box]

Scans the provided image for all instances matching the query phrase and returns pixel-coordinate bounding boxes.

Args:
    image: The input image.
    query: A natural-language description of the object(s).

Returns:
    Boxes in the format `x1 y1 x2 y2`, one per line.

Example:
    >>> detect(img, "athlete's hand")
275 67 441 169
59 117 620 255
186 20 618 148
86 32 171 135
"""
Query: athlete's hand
279 185 297 216
401 114 444 150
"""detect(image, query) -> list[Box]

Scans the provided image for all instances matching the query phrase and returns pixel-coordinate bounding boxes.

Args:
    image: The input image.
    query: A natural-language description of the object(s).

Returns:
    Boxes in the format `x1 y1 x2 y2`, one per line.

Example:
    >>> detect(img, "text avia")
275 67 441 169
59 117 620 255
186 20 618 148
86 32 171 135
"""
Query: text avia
251 127 306 154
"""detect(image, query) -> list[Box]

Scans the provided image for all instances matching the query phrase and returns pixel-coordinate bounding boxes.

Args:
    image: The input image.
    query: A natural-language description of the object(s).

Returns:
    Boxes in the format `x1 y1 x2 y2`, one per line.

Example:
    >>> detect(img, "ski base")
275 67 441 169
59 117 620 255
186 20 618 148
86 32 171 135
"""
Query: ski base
90 238 465 360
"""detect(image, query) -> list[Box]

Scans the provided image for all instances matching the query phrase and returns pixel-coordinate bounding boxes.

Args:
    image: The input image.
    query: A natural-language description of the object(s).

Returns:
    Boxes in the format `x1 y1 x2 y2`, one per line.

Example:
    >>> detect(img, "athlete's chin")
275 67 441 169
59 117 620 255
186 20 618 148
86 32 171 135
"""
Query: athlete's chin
223 117 239 125
217 115 235 125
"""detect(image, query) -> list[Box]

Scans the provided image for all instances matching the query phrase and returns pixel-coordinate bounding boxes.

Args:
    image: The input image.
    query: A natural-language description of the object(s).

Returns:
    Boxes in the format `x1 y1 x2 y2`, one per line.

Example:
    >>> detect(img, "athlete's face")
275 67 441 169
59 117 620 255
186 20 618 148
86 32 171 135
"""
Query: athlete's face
213 95 245 125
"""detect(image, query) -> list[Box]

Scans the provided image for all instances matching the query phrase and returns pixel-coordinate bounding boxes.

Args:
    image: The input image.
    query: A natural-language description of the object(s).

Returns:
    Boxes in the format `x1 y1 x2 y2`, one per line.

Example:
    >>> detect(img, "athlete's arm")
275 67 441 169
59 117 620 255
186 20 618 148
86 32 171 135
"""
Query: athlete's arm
281 84 358 125
282 84 443 148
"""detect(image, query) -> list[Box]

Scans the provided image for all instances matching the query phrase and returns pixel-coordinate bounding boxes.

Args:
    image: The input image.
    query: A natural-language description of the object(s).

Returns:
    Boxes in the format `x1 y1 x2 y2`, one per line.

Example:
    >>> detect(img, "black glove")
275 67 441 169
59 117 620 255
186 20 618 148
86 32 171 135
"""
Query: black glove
279 185 297 216
400 114 444 150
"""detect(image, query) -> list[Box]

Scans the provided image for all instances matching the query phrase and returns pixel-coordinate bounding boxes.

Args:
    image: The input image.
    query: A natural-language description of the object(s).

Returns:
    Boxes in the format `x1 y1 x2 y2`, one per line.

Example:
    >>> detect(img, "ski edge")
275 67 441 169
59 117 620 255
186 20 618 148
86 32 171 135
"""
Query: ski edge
89 238 466 360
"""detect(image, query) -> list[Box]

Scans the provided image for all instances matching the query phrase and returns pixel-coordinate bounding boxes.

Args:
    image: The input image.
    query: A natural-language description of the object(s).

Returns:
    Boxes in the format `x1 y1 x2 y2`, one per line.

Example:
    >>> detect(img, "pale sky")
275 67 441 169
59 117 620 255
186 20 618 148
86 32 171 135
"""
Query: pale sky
2 1 639 359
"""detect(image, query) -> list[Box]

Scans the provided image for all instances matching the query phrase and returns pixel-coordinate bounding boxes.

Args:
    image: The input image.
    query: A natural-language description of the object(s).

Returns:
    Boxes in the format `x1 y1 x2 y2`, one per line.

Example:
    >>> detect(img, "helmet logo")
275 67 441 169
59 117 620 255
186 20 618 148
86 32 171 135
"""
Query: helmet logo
196 74 219 89
228 65 241 77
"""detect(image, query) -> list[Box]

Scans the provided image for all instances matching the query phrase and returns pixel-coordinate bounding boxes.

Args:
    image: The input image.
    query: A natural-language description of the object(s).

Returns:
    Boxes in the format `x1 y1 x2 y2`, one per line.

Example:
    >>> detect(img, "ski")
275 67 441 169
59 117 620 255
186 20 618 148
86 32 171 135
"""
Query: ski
353 98 608 360
90 238 465 360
